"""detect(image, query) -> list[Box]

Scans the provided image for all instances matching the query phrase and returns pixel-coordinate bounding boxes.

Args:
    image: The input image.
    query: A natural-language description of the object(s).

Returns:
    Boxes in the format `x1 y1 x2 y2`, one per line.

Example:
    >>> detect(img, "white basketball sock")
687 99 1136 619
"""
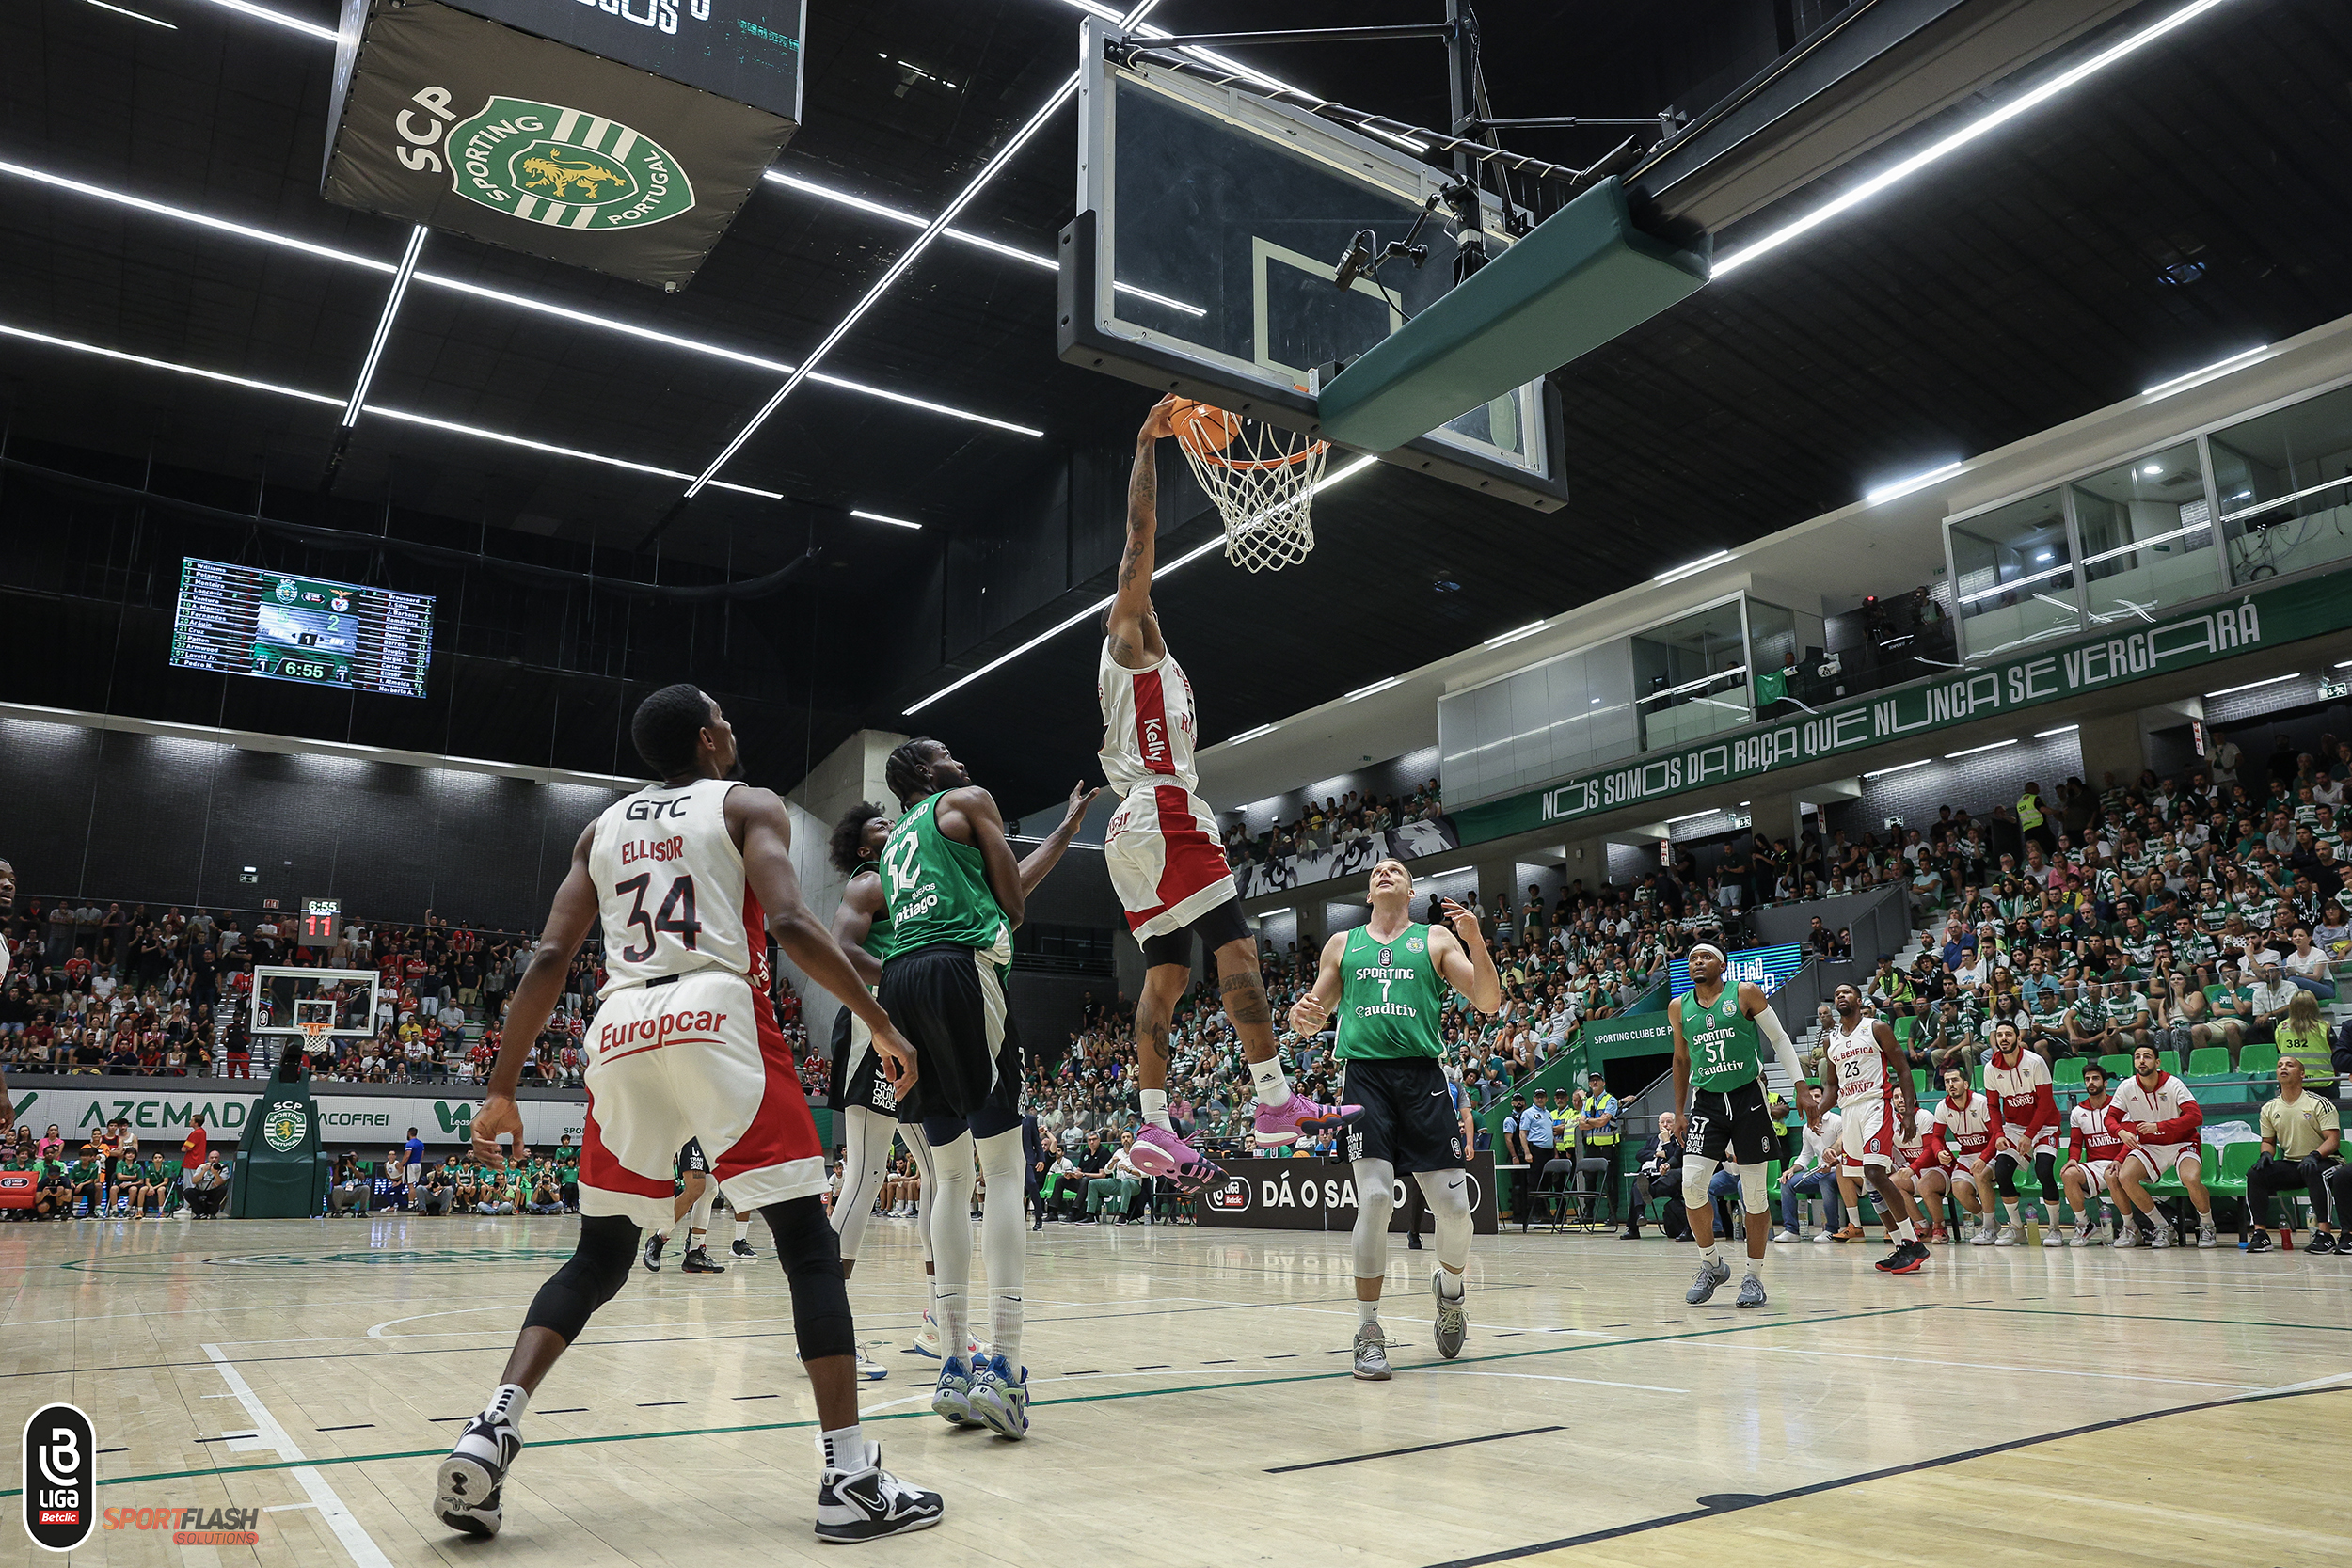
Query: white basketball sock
1248 1055 1292 1108
820 1423 866 1474
1355 1297 1379 1327
1139 1088 1172 1132
734 1216 751 1246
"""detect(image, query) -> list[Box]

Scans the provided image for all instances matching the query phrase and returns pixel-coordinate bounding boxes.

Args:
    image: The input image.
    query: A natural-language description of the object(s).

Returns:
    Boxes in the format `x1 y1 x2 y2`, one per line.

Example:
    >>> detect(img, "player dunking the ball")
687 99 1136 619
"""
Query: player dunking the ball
1820 983 1931 1275
434 685 943 1544
1104 395 1359 1185
1290 860 1500 1379
1663 944 1808 1307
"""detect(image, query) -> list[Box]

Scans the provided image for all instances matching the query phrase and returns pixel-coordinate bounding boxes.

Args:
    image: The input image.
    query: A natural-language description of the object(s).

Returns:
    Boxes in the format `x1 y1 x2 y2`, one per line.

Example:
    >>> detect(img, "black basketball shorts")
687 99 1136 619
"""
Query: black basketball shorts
877 941 1025 1141
830 1003 899 1117
1338 1056 1465 1176
1686 1077 1776 1166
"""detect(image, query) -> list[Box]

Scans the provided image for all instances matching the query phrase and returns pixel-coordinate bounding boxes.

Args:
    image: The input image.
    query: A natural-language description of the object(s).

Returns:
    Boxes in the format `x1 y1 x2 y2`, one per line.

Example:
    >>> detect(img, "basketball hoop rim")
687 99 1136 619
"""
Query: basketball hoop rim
1187 437 1331 472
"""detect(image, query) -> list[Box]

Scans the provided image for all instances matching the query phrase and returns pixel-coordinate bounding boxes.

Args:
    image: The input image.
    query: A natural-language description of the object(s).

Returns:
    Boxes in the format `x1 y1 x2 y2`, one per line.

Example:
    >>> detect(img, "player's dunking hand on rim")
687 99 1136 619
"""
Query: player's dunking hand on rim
1141 393 1180 442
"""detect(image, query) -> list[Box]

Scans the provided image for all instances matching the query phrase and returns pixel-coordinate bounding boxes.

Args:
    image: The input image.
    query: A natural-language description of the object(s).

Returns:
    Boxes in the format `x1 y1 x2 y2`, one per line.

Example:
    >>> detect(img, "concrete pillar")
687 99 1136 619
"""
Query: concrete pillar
1748 791 1802 854
783 728 909 1048
2076 710 2146 791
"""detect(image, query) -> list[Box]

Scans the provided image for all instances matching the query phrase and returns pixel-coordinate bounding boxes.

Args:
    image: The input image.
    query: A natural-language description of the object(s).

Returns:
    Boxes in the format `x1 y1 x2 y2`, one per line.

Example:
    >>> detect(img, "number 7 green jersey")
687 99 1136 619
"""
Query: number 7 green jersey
1336 923 1445 1061
881 793 1011 966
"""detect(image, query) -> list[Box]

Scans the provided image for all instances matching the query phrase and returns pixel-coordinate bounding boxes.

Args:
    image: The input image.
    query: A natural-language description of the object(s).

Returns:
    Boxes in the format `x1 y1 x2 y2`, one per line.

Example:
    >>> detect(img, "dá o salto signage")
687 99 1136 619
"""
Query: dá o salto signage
323 0 803 289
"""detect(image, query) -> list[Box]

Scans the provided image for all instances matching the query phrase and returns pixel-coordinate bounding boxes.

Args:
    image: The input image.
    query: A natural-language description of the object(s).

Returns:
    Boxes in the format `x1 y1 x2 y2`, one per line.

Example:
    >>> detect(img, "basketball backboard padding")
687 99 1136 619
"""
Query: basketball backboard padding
1317 180 1711 454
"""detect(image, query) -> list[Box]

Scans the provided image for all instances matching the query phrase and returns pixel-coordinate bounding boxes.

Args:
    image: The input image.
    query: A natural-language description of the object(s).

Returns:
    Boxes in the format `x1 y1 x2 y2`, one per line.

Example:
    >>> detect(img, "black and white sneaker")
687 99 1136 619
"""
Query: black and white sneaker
815 1442 944 1543
731 1238 758 1259
681 1245 726 1274
643 1233 667 1272
434 1403 522 1537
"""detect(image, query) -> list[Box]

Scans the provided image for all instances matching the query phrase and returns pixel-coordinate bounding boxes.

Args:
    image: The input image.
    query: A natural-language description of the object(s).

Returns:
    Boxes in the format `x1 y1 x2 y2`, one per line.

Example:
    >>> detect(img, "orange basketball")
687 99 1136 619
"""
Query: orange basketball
1170 398 1244 459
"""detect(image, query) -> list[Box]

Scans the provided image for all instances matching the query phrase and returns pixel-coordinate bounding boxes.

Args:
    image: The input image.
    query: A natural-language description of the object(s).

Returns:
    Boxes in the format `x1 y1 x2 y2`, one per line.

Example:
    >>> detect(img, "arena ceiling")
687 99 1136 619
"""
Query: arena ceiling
3 0 2349 814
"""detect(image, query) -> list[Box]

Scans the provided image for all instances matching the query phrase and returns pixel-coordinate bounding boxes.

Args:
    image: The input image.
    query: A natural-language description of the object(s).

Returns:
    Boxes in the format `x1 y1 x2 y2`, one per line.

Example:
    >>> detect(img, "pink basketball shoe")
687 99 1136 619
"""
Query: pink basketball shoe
1128 1125 1222 1192
1252 1092 1364 1149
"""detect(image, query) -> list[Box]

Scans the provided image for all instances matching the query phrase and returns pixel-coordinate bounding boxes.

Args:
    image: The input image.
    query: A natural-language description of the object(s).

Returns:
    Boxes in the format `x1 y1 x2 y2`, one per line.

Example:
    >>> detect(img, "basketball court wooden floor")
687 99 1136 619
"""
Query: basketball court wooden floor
7 1214 2346 1568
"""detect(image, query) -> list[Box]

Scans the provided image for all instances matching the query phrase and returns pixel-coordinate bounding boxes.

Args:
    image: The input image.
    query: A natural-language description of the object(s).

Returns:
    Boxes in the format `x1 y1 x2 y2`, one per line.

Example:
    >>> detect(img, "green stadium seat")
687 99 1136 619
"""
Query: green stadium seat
1893 1016 1915 1043
2184 1047 2231 1080
2054 1059 2085 1087
2238 1043 2280 1078
1911 1069 1930 1094
2155 1051 2181 1077
1969 1063 1985 1089
2099 1053 2135 1080
2207 1141 2261 1204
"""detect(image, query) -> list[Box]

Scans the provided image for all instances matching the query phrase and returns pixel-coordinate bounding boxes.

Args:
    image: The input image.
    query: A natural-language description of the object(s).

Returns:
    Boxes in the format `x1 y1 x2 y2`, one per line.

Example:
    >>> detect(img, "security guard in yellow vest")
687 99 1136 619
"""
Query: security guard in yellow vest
2016 782 2053 853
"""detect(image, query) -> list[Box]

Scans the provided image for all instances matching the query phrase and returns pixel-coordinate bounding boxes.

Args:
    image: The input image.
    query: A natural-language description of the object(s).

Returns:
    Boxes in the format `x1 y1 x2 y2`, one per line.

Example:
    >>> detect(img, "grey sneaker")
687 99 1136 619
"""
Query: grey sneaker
2196 1221 2217 1250
1685 1256 1733 1306
1352 1322 1391 1381
2147 1223 2173 1250
2041 1226 2066 1248
2069 1220 2098 1248
2113 1222 2137 1248
1735 1272 1767 1309
1994 1222 2022 1247
1429 1270 1467 1359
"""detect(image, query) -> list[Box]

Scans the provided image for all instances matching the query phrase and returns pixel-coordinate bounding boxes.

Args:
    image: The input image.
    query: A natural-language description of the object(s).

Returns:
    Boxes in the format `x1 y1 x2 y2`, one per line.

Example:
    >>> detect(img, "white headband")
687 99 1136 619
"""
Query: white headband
1690 943 1726 963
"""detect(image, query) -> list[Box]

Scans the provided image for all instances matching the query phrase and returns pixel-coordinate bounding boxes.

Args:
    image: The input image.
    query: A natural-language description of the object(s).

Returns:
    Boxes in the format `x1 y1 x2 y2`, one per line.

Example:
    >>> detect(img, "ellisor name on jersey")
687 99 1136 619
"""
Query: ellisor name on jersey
619 836 684 865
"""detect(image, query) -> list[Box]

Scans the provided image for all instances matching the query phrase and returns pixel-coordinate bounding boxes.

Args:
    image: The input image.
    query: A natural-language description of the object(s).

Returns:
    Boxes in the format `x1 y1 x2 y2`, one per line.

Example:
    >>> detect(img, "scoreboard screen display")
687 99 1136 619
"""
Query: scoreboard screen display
297 897 342 951
171 559 434 697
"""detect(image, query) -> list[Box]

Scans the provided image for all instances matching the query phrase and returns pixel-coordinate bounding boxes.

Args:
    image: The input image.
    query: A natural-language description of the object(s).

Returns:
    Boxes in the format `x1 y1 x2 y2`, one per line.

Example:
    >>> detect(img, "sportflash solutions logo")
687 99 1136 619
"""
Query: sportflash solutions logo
22 1403 94 1551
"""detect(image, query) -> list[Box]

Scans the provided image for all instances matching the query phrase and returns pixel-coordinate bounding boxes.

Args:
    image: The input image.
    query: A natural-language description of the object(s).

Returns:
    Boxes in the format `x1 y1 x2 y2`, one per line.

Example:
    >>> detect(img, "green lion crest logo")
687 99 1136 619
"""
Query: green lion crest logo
262 1104 309 1154
446 96 694 231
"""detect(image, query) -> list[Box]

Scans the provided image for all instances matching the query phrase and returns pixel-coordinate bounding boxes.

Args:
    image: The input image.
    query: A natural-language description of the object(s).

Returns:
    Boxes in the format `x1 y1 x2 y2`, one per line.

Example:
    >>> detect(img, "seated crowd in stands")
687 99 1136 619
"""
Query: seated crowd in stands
0 898 805 1085
1220 780 1446 867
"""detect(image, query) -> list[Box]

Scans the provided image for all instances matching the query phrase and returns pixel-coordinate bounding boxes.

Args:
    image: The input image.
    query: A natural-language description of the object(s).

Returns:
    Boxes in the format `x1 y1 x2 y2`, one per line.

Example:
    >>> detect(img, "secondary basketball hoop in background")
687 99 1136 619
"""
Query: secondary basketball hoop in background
1167 397 1328 573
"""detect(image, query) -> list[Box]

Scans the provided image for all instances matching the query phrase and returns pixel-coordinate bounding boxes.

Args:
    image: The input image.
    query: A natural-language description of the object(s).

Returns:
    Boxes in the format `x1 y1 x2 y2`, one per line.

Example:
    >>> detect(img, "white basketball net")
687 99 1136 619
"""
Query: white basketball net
1174 414 1330 573
299 1021 334 1055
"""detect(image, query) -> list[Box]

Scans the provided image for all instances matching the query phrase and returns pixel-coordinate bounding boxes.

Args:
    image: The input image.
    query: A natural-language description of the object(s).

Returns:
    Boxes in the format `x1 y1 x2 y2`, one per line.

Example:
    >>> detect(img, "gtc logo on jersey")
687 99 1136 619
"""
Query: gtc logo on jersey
23 1402 96 1552
444 97 696 231
1205 1178 1251 1212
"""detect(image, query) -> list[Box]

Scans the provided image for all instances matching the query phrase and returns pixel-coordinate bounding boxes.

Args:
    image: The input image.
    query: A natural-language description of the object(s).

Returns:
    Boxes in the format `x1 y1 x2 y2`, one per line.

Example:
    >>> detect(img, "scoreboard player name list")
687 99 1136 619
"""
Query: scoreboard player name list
172 560 432 697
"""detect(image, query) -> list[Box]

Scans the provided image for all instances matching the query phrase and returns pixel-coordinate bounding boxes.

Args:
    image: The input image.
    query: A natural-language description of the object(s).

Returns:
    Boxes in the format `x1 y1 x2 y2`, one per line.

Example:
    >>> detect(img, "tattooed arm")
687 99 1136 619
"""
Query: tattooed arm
1106 396 1179 670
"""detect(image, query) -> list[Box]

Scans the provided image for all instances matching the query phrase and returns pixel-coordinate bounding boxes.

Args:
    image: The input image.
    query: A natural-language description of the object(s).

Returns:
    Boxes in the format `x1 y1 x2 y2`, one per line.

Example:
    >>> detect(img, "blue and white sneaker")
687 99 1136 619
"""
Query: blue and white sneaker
815 1442 944 1543
930 1355 975 1427
853 1347 889 1381
965 1354 1029 1439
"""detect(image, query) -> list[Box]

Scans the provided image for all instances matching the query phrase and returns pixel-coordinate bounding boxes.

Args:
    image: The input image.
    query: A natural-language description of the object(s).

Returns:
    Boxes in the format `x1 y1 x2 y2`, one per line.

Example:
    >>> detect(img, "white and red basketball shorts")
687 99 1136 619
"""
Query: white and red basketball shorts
578 969 825 1227
1836 1096 1897 1170
2123 1141 2196 1182
1104 784 1240 940
2076 1157 2117 1192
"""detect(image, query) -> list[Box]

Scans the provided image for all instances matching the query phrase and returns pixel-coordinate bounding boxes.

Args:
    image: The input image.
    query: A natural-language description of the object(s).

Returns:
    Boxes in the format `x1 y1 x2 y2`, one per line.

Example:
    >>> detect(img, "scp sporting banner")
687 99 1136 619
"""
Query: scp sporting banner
1193 1154 1500 1235
324 0 799 289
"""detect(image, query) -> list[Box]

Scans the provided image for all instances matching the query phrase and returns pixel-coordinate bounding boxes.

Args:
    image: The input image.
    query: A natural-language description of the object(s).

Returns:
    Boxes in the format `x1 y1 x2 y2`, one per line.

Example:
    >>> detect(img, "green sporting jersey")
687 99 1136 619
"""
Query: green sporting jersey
1679 986 1764 1093
1335 923 1446 1061
852 861 897 964
880 794 1010 965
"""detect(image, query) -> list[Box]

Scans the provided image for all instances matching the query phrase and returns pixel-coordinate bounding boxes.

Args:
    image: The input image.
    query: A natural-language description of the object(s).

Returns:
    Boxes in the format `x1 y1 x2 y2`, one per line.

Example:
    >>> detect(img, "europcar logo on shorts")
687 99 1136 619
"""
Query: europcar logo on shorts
262 1105 308 1153
447 97 695 230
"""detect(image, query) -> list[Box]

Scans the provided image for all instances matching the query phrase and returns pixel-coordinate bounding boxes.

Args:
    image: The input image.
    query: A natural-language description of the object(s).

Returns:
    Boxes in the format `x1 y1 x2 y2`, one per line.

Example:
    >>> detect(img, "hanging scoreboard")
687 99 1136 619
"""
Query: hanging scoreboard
170 559 435 697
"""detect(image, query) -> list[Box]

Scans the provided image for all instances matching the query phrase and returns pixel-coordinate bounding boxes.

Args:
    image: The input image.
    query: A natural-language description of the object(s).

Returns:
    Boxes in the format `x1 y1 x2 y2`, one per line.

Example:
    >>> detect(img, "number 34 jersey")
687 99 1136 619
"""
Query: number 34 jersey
589 777 768 995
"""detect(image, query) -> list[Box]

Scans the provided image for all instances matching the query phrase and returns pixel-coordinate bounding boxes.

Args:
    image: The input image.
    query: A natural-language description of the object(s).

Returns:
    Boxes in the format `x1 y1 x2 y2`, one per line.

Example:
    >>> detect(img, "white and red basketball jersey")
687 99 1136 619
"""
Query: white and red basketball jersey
2069 1100 2125 1163
587 777 767 994
2104 1072 2202 1153
1983 1047 2058 1151
1897 1103 1934 1167
1822 1014 1891 1104
1932 1090 1997 1163
1098 638 1202 797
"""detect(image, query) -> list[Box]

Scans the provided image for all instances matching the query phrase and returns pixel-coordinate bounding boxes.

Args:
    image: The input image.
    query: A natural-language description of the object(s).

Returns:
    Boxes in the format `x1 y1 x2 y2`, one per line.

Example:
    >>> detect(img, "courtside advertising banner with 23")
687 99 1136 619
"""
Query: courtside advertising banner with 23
323 0 802 288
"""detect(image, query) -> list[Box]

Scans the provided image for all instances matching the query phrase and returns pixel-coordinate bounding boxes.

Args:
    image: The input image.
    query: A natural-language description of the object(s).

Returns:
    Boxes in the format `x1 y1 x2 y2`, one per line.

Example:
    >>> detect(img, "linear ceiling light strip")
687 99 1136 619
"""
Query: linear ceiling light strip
342 225 426 426
686 0 1165 497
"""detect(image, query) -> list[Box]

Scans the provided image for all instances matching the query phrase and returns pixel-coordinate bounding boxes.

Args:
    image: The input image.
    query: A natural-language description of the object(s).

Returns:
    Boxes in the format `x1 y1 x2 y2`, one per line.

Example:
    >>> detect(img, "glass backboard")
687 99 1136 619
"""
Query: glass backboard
1066 19 1566 511
250 966 380 1038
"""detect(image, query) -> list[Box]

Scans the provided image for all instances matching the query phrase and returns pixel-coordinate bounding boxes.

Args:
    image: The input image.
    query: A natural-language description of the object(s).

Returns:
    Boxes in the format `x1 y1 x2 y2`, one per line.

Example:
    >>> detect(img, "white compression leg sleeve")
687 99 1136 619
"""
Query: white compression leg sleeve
1352 1158 1398 1282
831 1106 892 1262
688 1182 716 1240
927 1132 977 1354
1681 1155 1719 1211
1755 1004 1804 1087
1738 1162 1770 1214
902 1125 939 1265
975 1129 1027 1364
1412 1167 1473 1279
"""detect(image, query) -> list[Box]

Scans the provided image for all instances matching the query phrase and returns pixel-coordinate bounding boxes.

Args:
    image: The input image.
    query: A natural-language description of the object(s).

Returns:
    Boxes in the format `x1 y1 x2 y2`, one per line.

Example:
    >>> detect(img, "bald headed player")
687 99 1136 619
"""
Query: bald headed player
1101 395 1358 1189
1820 983 1930 1275
1664 944 1809 1307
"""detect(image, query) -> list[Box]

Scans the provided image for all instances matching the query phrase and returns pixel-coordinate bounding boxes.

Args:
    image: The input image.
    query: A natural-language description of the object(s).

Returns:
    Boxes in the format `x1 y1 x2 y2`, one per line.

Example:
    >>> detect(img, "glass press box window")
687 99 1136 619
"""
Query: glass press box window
2209 382 2352 585
1634 598 1751 752
1949 488 2078 658
2071 440 2222 618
